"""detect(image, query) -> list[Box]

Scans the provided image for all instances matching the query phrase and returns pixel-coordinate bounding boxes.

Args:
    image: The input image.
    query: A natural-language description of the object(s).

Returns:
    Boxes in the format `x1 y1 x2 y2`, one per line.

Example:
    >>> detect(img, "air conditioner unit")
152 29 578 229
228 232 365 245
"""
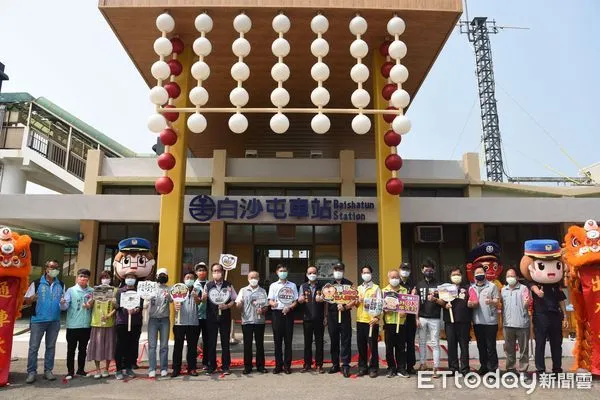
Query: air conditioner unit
415 226 444 243
310 150 323 159
245 149 258 158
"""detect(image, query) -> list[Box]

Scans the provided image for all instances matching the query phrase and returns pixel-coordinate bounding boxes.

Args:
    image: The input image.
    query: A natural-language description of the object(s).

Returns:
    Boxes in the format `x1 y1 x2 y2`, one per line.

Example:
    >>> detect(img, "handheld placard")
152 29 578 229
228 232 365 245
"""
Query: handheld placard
321 283 358 324
120 290 141 332
437 283 459 323
170 283 189 324
137 281 158 324
250 290 268 318
219 254 238 281
383 291 402 333
209 287 231 316
365 296 384 338
276 286 297 314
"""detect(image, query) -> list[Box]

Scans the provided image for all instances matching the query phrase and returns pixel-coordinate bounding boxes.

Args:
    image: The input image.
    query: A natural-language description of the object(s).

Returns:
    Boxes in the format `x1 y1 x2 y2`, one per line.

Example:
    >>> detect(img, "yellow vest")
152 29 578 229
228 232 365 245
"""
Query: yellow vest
356 283 381 324
382 284 408 325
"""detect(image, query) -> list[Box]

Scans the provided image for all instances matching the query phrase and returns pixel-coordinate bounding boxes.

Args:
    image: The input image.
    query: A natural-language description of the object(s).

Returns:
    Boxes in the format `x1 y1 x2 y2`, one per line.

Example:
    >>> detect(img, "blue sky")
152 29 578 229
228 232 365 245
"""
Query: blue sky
1 0 598 182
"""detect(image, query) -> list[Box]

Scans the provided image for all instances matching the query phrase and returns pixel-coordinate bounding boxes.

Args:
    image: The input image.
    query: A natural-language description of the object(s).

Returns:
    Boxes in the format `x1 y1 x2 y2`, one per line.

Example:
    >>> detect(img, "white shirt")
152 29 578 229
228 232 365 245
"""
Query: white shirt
267 280 298 310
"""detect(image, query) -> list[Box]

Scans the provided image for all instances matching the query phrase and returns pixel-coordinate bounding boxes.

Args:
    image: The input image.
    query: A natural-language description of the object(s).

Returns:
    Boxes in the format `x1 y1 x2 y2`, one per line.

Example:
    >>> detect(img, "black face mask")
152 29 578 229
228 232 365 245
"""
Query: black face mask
424 271 434 279
157 276 168 284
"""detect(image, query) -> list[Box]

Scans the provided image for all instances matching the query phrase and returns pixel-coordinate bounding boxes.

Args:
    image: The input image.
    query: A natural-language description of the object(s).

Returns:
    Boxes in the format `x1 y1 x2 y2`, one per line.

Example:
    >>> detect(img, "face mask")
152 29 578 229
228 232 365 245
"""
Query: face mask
48 269 60 278
101 279 111 286
213 272 222 280
333 271 343 280
185 279 195 287
362 273 372 282
277 271 288 280
197 272 207 281
451 275 462 284
389 278 400 287
423 270 434 279
125 278 136 287
400 270 410 278
506 277 517 286
249 279 259 287
307 274 317 282
475 274 485 282
157 275 168 284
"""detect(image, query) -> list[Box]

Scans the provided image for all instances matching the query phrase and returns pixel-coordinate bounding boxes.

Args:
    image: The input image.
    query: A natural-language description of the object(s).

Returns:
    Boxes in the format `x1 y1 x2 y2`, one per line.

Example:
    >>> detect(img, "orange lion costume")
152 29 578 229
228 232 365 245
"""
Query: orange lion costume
0 226 32 386
563 219 600 376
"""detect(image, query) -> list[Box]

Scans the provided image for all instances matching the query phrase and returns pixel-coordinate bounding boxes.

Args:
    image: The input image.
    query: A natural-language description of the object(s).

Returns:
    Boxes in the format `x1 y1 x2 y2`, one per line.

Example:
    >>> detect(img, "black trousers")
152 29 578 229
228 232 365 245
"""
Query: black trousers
66 327 91 374
404 316 416 370
173 325 200 373
384 324 406 372
115 324 142 371
328 313 352 367
533 313 563 372
303 320 324 367
206 317 231 370
198 319 208 367
132 326 142 365
473 324 498 372
271 310 294 368
242 324 266 370
446 322 470 374
357 322 379 370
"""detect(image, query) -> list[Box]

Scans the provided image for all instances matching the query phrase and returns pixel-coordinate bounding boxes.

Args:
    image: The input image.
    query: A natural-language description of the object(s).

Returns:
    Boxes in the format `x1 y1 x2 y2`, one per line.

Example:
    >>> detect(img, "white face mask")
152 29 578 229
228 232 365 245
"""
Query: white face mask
450 275 462 284
400 270 410 278
361 273 372 283
125 278 136 287
333 271 343 280
101 279 111 286
506 277 517 286
389 278 400 287
249 279 259 287
307 274 317 282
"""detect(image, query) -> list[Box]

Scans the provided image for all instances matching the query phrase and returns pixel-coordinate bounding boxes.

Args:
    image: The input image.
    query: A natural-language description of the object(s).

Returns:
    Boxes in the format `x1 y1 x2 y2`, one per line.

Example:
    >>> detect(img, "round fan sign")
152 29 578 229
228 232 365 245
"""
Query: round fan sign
208 287 231 305
219 254 238 271
170 283 189 303
277 286 297 305
250 290 268 308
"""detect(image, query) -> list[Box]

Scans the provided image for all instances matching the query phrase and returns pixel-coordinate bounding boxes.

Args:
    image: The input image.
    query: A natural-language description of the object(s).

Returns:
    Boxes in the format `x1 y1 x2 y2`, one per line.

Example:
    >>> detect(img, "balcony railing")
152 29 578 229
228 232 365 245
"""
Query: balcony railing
27 129 85 180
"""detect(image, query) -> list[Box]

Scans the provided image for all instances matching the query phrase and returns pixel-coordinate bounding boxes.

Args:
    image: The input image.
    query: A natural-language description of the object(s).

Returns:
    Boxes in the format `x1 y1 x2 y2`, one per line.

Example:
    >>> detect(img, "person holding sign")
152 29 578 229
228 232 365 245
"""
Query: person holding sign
193 262 209 371
268 264 298 374
61 268 94 380
327 262 355 378
236 270 269 374
114 272 143 380
382 269 409 378
145 268 172 378
171 272 201 378
203 263 237 375
356 265 382 378
87 271 117 379
440 268 474 376
398 263 417 375
297 265 326 373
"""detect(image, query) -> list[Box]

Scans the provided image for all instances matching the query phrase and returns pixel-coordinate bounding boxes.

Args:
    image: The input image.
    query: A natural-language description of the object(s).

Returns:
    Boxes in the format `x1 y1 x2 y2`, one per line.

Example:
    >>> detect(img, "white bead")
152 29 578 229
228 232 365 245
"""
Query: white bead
191 61 210 81
388 40 407 59
153 37 173 57
310 38 329 58
189 86 209 106
350 64 369 83
392 115 411 135
271 38 290 58
232 37 251 58
350 39 368 59
311 113 330 134
193 37 212 57
149 86 168 105
195 13 213 33
233 14 252 33
391 89 410 109
349 15 368 35
187 113 207 133
270 87 290 107
270 113 289 134
387 16 406 36
151 61 171 80
390 64 409 83
271 63 290 82
311 62 330 82
231 62 250 81
272 14 291 34
229 87 249 107
311 87 330 107
228 113 248 134
148 114 167 133
156 13 175 33
352 114 371 135
311 14 329 34
351 88 370 108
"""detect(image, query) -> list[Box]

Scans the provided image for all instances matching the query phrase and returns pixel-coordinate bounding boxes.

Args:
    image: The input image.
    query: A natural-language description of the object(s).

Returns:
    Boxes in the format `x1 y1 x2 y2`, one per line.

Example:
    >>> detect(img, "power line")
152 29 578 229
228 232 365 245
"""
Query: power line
450 97 477 159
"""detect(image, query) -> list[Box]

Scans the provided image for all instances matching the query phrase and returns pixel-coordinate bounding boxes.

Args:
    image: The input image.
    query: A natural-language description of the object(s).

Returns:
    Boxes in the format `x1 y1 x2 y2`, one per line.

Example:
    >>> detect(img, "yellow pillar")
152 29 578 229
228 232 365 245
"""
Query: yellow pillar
372 52 402 280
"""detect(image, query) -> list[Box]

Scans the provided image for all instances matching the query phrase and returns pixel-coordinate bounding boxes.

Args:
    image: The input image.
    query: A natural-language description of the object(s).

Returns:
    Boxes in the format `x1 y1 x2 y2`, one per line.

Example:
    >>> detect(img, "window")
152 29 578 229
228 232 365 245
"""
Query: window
183 224 210 243
185 187 211 195
315 225 341 244
102 186 157 195
226 224 253 244
356 186 376 197
226 187 340 196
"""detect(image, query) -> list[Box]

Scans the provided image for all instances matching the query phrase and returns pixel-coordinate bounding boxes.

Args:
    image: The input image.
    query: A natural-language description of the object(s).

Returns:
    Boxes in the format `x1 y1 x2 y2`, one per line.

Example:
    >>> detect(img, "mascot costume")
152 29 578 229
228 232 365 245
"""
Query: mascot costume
0 227 32 386
112 237 155 282
563 220 600 376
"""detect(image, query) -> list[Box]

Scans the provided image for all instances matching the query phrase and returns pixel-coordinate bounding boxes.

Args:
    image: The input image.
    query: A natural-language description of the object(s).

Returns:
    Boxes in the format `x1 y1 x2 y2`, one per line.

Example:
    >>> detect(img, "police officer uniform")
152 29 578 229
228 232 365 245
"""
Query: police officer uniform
327 276 354 377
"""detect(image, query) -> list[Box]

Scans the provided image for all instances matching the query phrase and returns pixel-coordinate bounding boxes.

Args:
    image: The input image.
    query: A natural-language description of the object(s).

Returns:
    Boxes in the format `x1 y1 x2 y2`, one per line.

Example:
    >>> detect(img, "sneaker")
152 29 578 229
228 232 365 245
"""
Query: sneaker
65 374 73 381
148 370 156 378
93 373 101 379
386 368 396 378
101 370 110 378
125 369 136 378
115 372 124 380
44 371 56 381
397 369 409 378
26 373 36 384
76 370 87 377
222 369 231 375
188 370 198 377
407 367 417 375
160 370 168 377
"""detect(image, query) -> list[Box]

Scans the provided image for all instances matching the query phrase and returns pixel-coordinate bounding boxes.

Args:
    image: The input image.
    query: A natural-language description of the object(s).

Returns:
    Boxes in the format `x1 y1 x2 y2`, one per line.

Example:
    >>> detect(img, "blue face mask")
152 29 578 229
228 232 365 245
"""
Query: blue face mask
125 278 136 287
278 271 288 280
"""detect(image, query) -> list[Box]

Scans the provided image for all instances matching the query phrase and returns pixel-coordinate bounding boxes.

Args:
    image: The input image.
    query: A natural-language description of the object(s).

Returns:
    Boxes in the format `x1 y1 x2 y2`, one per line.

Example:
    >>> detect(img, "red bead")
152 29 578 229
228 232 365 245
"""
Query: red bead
385 154 403 171
379 40 392 57
164 82 181 99
168 59 183 76
386 178 404 195
170 38 184 54
382 84 397 101
155 176 174 195
384 130 402 146
383 106 398 123
157 152 176 170
381 61 394 78
163 105 179 122
159 128 177 146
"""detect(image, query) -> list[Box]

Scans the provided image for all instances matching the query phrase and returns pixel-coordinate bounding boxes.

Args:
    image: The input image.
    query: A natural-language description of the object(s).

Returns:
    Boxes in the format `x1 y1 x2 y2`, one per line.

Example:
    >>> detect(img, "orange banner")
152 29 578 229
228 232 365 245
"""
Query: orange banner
0 277 19 386
579 266 600 375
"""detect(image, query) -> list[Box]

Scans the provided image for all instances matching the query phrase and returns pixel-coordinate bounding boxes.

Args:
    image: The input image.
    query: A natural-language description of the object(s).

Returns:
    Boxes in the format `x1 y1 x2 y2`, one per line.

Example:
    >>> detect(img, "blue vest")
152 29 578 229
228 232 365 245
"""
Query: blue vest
32 275 64 323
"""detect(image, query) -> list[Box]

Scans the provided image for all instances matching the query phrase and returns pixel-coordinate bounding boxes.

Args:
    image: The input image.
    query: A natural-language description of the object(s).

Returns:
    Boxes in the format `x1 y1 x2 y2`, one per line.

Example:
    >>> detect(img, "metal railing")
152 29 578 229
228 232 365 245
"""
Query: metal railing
26 129 85 180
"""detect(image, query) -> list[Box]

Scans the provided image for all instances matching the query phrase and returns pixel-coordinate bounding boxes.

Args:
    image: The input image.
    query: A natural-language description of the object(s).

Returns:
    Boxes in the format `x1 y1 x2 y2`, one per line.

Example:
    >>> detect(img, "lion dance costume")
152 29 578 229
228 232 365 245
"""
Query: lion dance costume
563 219 600 376
0 227 32 386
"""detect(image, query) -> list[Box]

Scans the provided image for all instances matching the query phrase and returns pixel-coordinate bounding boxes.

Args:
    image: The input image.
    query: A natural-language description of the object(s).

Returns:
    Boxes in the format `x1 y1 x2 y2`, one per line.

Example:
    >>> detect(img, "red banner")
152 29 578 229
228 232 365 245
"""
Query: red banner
579 266 600 375
0 277 19 386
